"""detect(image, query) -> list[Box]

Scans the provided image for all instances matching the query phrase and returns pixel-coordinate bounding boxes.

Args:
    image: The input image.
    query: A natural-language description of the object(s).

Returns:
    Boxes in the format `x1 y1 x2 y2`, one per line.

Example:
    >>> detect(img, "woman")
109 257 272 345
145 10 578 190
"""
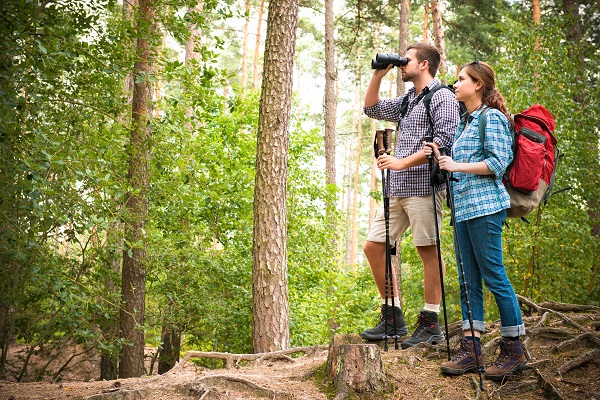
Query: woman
424 61 526 381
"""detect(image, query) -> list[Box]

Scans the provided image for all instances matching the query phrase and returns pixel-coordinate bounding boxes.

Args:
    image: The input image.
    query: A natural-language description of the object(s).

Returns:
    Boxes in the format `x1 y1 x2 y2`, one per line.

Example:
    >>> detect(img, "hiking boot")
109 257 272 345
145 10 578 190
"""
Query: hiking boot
401 310 445 349
484 337 527 381
440 337 485 375
360 304 408 341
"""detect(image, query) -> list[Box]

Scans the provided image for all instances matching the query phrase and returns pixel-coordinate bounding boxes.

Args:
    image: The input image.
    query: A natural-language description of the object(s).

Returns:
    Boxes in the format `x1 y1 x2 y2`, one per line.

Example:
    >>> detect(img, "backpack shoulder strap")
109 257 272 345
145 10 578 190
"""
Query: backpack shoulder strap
399 95 409 119
422 85 448 134
477 106 489 144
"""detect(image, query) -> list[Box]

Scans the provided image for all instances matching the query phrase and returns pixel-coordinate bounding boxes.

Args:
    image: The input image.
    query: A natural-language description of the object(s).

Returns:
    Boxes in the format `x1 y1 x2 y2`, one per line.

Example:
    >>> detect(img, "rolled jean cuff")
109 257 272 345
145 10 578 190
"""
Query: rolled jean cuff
462 320 485 333
500 324 526 337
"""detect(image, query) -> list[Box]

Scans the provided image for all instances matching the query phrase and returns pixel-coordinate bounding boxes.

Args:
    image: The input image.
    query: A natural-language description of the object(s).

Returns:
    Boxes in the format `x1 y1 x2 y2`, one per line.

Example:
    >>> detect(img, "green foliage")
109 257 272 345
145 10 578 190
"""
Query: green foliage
493 10 600 306
2 0 600 383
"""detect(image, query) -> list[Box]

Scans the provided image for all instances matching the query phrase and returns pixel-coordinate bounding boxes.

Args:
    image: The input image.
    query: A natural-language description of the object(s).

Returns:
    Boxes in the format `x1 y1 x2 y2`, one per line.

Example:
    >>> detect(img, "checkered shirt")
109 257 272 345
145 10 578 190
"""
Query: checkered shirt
450 107 514 223
364 79 460 197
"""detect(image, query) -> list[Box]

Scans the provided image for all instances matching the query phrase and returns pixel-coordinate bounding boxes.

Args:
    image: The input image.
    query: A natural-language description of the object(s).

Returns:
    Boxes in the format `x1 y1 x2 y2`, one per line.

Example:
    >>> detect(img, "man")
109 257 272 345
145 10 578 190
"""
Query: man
361 42 460 349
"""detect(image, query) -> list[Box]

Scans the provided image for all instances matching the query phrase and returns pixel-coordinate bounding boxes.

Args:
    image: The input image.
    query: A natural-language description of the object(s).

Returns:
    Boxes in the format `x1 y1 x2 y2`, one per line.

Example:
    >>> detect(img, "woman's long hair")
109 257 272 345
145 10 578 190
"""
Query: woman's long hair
464 61 514 129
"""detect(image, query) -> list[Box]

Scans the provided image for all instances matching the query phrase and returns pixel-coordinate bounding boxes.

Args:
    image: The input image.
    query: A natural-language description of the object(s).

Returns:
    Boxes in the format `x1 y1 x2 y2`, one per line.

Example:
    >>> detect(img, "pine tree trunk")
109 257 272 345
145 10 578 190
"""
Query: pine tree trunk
396 0 409 96
252 0 299 353
119 0 156 378
431 0 447 75
532 0 541 24
422 3 429 42
324 0 336 187
185 3 204 64
252 0 266 90
241 0 251 92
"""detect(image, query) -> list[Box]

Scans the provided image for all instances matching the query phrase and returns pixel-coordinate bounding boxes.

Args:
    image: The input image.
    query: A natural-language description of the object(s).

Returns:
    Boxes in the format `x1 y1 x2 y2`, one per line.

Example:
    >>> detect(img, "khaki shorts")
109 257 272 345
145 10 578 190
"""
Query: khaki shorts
366 192 446 247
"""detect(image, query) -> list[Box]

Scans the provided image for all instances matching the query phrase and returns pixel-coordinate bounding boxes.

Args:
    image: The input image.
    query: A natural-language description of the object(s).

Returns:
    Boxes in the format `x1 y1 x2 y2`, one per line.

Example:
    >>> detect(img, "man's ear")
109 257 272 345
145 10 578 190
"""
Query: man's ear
420 60 429 72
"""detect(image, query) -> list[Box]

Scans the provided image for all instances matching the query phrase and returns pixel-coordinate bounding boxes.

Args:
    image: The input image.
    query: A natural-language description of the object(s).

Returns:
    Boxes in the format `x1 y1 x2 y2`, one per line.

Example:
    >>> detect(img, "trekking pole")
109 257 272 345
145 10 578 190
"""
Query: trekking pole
375 129 399 351
424 137 451 361
442 150 485 391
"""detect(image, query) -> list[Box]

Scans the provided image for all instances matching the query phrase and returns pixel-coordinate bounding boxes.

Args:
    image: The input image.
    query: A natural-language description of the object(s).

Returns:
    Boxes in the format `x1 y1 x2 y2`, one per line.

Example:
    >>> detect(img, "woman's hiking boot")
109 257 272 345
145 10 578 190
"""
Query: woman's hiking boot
360 304 408 341
440 336 484 375
484 337 527 381
401 310 445 349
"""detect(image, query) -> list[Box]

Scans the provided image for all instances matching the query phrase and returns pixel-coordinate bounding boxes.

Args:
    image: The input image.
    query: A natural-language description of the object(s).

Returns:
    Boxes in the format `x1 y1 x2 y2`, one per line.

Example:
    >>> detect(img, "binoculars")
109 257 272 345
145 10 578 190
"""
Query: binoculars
371 53 409 69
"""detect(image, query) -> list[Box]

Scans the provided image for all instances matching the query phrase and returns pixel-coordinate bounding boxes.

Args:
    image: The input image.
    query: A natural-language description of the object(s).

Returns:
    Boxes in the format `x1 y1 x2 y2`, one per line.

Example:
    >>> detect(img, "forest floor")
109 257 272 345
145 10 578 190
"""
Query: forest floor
1 298 599 400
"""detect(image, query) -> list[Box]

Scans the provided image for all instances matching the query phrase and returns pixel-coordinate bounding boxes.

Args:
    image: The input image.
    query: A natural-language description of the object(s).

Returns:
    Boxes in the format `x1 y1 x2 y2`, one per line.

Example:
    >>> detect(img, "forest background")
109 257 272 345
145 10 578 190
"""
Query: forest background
0 0 599 383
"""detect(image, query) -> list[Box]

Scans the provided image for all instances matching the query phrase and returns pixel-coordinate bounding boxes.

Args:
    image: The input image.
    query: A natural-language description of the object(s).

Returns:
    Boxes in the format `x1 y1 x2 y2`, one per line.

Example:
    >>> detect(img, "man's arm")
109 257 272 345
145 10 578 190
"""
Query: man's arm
364 65 393 107
376 145 434 171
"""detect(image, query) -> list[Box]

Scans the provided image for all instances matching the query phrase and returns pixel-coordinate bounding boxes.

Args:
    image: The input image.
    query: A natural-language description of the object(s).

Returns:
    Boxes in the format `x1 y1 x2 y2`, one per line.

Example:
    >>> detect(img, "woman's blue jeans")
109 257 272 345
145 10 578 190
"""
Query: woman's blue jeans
454 210 525 337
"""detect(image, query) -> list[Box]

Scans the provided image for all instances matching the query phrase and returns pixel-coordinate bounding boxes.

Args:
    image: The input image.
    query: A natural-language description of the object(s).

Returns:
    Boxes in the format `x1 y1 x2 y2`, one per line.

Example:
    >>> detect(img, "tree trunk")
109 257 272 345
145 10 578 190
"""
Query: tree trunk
431 0 447 75
324 0 336 187
252 0 266 90
422 3 429 42
158 325 181 374
327 335 387 400
100 223 122 380
396 0 409 96
185 3 204 64
119 0 156 378
532 0 541 24
348 51 362 266
241 0 251 92
252 0 299 353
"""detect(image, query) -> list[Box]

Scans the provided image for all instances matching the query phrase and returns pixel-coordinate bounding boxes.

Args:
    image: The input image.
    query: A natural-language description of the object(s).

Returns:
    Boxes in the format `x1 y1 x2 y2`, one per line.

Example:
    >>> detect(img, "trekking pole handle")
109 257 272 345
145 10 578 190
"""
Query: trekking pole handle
424 135 433 160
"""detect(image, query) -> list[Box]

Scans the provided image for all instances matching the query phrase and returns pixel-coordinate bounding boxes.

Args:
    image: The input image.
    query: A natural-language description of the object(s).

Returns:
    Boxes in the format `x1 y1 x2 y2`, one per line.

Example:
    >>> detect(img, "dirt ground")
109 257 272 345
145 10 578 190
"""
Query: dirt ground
1 305 599 400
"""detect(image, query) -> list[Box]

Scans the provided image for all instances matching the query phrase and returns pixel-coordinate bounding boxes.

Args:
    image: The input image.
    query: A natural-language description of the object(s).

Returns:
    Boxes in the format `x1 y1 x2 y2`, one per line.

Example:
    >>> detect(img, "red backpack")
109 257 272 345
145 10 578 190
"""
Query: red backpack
479 104 563 219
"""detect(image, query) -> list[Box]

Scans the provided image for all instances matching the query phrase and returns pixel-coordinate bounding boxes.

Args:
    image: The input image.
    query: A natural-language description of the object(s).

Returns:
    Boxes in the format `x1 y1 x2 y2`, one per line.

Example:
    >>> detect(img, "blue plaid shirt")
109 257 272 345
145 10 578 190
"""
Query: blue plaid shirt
364 79 460 197
450 107 514 223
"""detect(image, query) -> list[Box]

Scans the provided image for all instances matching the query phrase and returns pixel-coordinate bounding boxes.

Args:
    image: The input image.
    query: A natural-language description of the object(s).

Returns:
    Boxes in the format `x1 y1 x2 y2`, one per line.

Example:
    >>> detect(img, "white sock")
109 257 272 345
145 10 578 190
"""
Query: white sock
383 297 401 308
423 303 440 313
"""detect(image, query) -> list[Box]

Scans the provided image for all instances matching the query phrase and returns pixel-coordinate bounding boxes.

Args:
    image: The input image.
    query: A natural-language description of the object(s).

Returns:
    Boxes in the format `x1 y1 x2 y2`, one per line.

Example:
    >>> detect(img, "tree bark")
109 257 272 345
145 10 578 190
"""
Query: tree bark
158 325 181 374
422 3 429 42
431 0 447 75
324 0 336 187
348 51 362 266
119 0 156 378
327 335 387 399
252 0 299 353
252 0 266 90
533 0 541 24
185 3 204 64
396 0 409 96
241 0 251 92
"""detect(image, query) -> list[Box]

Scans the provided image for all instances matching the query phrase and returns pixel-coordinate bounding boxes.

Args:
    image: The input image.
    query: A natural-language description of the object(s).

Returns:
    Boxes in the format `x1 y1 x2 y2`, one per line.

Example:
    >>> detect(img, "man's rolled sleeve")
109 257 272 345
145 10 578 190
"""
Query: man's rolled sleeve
364 96 405 123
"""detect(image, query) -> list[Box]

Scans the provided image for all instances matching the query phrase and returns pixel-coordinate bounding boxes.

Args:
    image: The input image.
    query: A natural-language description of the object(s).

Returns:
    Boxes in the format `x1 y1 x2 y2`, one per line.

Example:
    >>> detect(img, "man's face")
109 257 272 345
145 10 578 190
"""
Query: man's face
400 49 423 83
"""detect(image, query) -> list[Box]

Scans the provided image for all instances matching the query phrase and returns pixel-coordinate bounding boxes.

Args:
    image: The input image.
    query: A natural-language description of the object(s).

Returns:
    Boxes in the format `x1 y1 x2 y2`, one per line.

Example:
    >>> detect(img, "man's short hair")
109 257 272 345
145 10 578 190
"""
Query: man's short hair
407 43 441 77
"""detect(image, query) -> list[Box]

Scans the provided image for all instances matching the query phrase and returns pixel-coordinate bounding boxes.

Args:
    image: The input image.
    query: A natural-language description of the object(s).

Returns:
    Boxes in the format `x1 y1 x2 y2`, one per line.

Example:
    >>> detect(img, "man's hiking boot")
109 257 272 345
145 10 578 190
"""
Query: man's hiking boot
484 337 527 381
360 304 408 341
440 337 485 375
401 310 445 349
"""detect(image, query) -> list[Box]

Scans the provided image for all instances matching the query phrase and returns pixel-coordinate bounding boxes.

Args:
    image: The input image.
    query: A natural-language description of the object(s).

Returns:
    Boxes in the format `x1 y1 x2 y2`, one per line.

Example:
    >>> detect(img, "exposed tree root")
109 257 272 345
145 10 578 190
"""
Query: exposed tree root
539 301 600 313
189 375 291 399
517 295 587 332
532 368 566 400
180 345 327 369
557 348 600 375
526 327 573 340
553 332 600 353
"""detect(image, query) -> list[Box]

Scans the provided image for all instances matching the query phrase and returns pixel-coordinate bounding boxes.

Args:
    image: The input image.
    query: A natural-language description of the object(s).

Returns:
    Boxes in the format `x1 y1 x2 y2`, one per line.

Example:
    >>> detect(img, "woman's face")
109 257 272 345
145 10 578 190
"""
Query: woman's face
454 67 482 103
